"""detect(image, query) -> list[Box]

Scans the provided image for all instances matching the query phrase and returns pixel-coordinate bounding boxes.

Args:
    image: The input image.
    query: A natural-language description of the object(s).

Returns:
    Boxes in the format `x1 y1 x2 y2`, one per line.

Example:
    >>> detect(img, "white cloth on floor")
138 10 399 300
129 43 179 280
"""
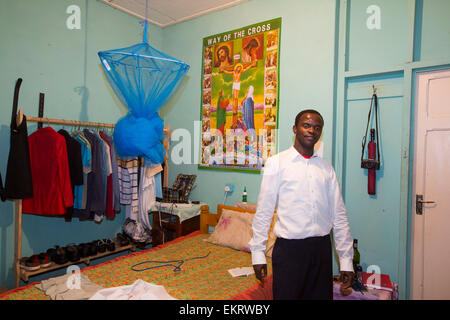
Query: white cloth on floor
35 272 104 300
89 279 176 300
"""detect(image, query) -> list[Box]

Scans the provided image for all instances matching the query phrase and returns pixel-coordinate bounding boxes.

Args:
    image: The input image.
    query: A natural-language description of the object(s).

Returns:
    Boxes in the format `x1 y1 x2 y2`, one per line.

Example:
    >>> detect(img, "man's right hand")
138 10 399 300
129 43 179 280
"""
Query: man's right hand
253 264 267 285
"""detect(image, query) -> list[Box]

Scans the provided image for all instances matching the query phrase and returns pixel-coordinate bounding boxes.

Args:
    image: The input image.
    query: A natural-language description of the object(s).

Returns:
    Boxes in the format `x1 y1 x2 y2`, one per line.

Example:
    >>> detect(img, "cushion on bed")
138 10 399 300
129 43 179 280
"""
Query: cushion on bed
205 208 277 257
205 208 254 252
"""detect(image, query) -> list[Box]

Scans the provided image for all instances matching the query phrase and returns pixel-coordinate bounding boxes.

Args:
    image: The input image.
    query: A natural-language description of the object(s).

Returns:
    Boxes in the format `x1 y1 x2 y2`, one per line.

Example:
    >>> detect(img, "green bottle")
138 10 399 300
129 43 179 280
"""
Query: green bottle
242 187 247 203
353 239 360 274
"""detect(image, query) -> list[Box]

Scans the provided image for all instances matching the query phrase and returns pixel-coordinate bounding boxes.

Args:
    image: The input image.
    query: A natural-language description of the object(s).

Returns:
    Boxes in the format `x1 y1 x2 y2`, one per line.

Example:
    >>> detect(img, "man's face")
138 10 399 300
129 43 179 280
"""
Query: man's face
293 113 323 149
218 48 227 62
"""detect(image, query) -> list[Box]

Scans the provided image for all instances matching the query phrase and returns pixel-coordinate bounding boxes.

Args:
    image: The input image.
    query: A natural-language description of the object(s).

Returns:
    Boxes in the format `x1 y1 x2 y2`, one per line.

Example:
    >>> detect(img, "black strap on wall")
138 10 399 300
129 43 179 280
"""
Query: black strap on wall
361 93 381 165
37 92 45 128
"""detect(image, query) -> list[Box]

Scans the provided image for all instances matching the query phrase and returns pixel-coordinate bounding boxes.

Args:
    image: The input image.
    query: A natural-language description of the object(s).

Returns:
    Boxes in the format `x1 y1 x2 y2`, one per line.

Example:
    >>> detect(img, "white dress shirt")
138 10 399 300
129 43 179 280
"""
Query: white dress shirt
249 146 354 272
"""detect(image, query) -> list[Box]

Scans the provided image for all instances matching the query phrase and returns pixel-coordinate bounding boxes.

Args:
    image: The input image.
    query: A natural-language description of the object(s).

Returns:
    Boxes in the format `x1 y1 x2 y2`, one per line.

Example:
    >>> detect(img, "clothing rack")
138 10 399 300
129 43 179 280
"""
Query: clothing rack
13 115 171 287
26 116 116 129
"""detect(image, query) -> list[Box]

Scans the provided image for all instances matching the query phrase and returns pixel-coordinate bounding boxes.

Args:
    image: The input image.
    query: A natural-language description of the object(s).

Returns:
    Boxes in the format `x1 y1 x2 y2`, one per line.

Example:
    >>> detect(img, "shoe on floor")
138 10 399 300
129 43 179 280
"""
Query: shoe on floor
54 246 68 265
20 255 40 271
65 244 80 262
105 239 115 252
37 253 52 268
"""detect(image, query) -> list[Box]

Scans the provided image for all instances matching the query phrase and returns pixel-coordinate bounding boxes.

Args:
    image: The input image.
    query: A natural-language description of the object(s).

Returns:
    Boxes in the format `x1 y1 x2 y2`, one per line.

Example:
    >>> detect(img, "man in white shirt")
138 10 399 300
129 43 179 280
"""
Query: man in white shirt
249 109 354 300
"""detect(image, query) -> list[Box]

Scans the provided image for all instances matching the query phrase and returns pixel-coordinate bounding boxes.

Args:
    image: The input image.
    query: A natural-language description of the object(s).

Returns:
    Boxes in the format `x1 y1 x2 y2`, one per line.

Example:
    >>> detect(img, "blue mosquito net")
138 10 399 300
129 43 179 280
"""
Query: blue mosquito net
98 21 189 164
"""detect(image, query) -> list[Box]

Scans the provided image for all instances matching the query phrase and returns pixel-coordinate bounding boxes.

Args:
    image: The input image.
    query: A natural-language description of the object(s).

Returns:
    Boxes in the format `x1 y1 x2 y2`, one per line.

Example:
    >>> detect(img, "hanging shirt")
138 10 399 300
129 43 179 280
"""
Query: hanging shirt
22 127 73 215
73 133 92 210
73 130 92 154
117 157 139 220
101 132 120 213
58 129 83 187
248 146 354 271
58 129 83 221
99 131 115 219
75 132 92 209
5 115 34 200
82 129 106 219
5 79 33 200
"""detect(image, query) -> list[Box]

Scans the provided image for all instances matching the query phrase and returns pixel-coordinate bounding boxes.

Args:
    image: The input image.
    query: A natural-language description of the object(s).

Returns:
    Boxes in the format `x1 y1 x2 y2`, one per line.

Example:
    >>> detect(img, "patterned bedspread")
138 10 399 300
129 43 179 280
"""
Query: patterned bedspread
0 231 272 300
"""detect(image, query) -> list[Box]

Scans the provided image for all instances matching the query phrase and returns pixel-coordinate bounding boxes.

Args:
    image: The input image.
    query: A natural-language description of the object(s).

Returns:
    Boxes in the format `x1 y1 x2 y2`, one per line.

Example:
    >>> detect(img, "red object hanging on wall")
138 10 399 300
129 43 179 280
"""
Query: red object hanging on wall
367 129 376 195
361 92 381 195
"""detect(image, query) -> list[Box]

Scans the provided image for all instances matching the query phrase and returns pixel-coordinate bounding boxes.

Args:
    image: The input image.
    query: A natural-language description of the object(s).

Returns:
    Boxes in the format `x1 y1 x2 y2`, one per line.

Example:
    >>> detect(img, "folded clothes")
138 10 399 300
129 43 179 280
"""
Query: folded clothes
89 279 176 300
35 272 103 300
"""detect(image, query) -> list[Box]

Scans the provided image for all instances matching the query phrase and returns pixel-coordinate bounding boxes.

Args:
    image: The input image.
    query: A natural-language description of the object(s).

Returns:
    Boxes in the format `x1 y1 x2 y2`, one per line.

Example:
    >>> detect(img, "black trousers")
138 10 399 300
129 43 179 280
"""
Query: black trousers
272 234 333 300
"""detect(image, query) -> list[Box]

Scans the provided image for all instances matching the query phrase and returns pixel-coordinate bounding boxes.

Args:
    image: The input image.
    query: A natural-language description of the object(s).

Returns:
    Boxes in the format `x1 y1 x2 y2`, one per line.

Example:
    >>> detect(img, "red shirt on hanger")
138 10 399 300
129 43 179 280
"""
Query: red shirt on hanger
23 127 74 215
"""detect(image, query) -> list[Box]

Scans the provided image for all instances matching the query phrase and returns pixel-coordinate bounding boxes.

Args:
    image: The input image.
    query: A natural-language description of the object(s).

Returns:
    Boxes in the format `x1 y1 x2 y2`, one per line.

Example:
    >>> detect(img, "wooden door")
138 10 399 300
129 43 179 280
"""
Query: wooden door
410 68 450 299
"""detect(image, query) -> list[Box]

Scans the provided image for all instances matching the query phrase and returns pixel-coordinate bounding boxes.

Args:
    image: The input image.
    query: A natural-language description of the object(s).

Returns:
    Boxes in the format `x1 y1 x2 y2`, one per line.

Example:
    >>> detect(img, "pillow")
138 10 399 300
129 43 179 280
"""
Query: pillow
205 208 278 257
205 208 254 252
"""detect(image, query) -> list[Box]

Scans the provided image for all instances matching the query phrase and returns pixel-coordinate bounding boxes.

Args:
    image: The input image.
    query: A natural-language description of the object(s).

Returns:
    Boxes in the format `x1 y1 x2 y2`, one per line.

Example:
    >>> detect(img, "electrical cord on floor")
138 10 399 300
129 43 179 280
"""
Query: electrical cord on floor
130 251 211 272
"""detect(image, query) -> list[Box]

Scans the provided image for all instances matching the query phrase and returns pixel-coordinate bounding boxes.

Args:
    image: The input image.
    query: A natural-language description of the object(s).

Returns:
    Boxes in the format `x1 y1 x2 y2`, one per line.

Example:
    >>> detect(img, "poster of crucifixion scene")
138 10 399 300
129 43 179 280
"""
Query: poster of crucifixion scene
200 18 281 172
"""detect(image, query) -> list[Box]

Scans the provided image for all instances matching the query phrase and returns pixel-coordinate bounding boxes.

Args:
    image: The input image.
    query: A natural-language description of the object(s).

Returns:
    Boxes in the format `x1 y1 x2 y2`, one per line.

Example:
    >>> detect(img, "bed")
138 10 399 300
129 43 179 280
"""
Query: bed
0 204 272 300
0 204 397 300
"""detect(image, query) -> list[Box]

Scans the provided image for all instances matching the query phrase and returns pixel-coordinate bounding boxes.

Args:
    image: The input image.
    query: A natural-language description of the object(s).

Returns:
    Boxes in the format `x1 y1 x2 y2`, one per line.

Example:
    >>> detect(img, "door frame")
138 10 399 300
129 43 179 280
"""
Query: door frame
408 66 450 300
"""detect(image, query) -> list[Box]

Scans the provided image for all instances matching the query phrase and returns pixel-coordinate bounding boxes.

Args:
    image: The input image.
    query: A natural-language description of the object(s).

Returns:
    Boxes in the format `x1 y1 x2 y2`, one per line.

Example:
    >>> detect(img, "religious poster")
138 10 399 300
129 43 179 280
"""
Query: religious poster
200 18 281 172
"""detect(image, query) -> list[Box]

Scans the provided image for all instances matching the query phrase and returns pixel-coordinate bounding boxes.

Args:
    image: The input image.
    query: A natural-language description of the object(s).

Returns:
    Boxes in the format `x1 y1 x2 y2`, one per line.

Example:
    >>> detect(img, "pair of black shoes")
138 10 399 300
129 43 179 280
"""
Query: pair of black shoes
75 239 115 257
95 239 115 253
46 238 117 265
46 245 80 265
46 246 70 265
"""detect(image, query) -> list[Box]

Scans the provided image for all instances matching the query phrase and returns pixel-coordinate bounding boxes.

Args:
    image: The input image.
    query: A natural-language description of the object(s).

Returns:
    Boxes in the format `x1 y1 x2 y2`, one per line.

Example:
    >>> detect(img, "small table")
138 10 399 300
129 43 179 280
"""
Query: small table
150 202 209 247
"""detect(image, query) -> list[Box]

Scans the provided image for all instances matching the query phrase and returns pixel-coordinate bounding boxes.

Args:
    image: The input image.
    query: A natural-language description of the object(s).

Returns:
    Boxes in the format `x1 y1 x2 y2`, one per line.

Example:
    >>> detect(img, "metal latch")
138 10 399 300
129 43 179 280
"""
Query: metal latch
416 194 435 215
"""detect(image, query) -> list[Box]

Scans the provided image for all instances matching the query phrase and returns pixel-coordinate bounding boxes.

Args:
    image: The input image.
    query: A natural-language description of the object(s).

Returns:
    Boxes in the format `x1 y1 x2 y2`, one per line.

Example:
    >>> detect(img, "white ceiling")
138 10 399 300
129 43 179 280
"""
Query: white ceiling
98 0 251 28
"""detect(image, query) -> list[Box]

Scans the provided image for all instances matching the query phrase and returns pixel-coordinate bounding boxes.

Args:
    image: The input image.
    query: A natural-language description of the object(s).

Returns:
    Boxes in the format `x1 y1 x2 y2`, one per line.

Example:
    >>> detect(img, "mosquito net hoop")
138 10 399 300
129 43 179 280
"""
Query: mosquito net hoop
98 40 189 163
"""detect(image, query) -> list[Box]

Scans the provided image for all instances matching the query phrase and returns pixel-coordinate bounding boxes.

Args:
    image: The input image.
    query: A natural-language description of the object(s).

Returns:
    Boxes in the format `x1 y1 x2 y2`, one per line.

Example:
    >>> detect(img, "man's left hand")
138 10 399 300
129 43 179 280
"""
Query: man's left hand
339 271 354 296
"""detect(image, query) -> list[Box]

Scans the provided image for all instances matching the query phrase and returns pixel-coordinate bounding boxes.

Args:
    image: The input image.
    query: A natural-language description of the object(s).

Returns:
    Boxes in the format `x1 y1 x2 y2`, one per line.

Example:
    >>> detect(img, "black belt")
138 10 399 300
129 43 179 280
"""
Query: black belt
277 234 331 242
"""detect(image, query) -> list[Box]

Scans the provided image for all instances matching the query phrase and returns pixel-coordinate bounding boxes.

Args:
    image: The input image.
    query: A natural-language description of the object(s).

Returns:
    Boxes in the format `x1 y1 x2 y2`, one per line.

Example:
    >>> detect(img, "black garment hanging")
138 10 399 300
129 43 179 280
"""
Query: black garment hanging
4 78 33 199
58 129 84 221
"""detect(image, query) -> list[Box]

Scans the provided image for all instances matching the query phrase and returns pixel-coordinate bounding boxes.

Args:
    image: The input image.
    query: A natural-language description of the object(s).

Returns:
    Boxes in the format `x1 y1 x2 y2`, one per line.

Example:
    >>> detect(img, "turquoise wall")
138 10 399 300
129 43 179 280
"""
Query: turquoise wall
335 0 450 299
0 0 163 289
1 0 449 299
159 0 450 300
160 0 338 214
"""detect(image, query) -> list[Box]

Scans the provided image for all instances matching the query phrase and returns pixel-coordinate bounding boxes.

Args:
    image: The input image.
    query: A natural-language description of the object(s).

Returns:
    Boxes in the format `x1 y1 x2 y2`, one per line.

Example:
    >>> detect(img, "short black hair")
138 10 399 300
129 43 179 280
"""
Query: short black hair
294 109 324 126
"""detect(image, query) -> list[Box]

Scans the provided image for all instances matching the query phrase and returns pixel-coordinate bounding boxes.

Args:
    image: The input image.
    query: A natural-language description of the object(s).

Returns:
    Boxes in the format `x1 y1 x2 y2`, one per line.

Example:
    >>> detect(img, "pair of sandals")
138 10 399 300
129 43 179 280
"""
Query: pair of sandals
20 253 52 271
